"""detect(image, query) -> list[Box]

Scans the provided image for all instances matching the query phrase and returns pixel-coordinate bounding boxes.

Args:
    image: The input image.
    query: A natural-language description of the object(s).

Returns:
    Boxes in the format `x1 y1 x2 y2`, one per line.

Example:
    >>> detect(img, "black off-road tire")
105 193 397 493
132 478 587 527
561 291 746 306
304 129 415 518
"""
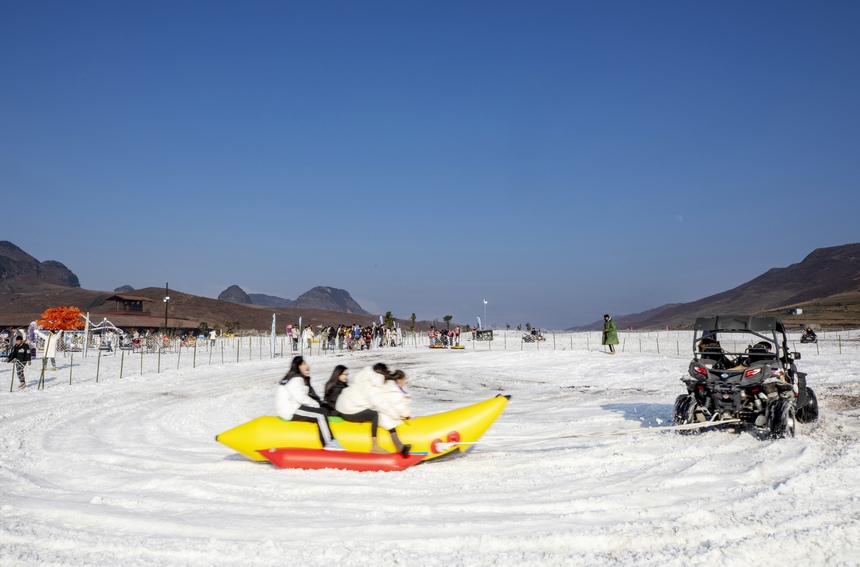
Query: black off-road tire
766 397 796 439
673 394 702 435
796 387 819 424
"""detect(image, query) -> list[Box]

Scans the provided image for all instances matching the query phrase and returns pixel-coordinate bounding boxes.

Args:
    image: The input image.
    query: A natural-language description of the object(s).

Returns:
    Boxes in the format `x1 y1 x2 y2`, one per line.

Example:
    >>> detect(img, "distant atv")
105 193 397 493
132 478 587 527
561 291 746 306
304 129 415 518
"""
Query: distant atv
674 315 819 438
800 330 818 344
522 331 546 343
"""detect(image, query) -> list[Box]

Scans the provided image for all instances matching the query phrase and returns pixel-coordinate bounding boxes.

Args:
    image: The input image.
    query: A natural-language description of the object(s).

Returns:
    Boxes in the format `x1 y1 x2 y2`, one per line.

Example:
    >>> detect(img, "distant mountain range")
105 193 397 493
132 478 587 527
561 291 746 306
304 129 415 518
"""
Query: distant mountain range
0 241 389 330
217 284 369 314
569 243 860 330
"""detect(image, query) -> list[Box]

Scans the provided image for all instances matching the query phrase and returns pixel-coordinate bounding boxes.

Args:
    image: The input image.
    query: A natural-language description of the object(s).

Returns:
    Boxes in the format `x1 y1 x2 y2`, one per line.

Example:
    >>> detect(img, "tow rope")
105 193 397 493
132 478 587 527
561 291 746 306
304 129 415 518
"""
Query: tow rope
435 417 742 451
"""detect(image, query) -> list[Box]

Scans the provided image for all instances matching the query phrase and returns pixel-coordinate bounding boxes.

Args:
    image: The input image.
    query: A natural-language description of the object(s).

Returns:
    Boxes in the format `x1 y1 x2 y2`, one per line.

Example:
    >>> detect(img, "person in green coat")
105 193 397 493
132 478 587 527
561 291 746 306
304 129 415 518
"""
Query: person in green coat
602 314 619 354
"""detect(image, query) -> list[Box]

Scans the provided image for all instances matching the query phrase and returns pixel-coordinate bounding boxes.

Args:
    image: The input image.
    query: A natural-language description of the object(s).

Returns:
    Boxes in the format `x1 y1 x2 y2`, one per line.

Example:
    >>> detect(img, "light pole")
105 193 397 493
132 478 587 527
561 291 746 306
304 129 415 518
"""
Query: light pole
163 282 170 334
483 299 488 330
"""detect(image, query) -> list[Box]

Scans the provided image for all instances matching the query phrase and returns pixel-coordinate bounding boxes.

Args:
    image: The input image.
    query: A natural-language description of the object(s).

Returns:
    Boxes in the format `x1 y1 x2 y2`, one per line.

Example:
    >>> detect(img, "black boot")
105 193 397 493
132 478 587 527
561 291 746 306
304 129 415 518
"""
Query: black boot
389 430 411 457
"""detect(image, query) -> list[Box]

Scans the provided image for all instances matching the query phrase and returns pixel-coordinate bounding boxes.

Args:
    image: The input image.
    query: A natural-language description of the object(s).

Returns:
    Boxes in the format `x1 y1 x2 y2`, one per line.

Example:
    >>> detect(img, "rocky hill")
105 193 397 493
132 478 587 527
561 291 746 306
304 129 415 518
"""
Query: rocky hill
218 285 252 304
291 286 369 314
0 241 80 290
570 243 860 330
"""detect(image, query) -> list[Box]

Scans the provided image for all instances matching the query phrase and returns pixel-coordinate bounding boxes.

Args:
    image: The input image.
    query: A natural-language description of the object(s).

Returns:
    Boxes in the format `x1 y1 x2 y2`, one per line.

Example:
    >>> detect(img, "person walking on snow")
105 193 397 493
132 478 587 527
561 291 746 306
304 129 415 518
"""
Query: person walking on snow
602 314 619 355
6 335 32 388
35 329 60 371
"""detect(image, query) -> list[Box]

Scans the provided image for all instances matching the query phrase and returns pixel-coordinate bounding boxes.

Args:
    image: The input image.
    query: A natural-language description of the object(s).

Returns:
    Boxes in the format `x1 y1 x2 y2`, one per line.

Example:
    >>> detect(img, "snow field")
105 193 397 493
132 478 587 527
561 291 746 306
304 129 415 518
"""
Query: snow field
1 342 859 566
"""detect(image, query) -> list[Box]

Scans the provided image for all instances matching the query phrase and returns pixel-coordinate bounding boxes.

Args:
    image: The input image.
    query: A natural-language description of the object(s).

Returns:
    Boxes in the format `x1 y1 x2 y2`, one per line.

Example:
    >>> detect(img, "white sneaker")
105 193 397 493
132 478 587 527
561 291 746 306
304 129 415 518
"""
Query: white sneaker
323 440 347 451
18 382 25 389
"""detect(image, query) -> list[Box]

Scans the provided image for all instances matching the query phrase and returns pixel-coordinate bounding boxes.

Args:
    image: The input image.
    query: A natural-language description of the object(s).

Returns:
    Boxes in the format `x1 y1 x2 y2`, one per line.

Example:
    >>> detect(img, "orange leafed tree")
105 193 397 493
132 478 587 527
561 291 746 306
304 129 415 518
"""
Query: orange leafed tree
37 306 86 330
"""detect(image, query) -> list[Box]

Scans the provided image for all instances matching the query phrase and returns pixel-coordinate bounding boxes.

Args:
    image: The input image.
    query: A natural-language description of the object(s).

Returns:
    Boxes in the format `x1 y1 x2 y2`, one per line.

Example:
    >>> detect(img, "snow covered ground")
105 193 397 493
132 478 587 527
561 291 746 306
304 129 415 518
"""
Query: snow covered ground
2 336 859 566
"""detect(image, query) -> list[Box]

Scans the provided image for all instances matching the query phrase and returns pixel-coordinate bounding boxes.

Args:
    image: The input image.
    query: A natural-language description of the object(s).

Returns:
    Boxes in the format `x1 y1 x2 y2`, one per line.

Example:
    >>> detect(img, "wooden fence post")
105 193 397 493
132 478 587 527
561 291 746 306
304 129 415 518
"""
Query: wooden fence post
38 358 47 390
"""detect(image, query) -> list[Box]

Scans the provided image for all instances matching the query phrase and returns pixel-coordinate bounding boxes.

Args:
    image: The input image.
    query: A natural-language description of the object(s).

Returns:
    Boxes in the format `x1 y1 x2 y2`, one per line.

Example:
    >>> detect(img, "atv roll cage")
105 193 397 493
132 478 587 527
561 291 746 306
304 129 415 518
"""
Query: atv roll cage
692 315 799 371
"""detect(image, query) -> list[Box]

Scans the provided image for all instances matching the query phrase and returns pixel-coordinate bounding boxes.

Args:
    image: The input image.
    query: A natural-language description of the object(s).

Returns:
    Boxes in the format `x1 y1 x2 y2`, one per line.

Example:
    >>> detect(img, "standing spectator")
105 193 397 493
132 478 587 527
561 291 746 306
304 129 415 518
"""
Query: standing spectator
602 314 619 355
27 323 38 360
291 324 299 351
6 335 32 389
328 326 336 351
337 325 346 351
301 326 313 351
35 329 60 371
0 333 9 358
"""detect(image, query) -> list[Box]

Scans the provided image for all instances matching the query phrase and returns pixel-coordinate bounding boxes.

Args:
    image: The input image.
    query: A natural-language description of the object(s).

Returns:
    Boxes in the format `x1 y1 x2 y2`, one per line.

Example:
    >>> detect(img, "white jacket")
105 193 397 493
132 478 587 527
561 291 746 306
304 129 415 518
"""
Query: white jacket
275 374 319 419
335 366 411 429
35 330 60 358
375 379 411 430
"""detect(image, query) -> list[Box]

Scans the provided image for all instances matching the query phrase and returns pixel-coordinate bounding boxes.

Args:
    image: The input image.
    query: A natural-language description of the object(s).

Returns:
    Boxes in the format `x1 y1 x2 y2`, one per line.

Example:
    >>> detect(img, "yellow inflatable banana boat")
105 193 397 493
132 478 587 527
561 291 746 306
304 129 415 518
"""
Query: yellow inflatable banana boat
217 394 510 462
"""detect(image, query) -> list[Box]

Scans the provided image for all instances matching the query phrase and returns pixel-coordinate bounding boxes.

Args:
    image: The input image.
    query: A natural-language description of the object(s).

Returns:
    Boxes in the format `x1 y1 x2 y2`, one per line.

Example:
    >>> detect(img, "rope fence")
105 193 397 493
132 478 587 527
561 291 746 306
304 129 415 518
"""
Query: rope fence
4 328 858 393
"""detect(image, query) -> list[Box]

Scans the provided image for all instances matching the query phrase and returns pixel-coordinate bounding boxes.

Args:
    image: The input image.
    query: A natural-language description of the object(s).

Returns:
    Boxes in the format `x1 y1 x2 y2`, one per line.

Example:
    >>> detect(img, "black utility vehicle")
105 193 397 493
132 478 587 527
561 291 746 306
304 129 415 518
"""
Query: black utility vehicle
800 327 818 344
674 315 819 438
522 330 546 343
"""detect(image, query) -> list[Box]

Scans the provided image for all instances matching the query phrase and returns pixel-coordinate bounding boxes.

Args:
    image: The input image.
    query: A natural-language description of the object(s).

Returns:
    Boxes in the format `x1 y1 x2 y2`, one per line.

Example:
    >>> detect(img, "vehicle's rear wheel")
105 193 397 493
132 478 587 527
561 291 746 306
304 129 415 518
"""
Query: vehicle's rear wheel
796 387 819 423
766 398 796 439
674 394 702 435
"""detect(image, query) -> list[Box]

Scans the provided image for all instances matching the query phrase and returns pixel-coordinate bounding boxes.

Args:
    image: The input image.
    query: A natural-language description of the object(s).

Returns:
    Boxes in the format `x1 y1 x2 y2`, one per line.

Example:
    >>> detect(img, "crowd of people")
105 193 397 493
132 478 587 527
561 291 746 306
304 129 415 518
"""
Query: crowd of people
428 326 461 347
285 324 403 352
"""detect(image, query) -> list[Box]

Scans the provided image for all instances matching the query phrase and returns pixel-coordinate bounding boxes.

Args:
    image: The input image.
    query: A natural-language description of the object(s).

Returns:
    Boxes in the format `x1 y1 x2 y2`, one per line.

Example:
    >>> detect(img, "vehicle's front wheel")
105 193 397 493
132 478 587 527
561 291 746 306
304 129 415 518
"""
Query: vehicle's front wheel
796 387 819 423
766 398 796 439
674 394 702 435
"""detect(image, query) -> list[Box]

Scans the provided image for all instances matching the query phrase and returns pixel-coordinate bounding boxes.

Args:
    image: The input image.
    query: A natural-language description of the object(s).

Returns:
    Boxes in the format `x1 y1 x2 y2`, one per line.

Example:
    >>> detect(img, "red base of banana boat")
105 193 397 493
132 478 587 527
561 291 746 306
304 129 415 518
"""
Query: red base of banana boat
257 447 426 472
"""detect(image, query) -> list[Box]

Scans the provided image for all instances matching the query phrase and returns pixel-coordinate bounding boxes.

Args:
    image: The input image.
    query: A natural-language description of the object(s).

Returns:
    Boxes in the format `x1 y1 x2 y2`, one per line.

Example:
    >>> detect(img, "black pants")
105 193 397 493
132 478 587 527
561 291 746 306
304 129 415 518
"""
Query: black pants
608 344 616 353
340 409 379 437
291 405 334 446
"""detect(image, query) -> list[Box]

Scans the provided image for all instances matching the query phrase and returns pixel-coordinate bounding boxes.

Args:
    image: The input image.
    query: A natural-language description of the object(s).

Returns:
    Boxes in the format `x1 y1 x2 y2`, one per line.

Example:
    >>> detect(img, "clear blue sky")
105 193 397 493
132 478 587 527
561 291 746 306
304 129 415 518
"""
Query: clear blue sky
2 1 859 329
